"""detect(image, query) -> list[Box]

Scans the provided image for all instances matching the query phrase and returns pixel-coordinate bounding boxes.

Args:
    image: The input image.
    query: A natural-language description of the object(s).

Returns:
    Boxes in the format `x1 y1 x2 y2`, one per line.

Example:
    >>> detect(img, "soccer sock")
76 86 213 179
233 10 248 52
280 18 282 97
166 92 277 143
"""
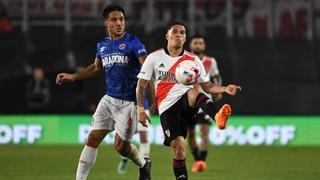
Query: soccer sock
173 159 188 180
195 93 218 121
76 145 97 180
199 150 208 161
140 142 150 158
126 144 146 168
191 147 200 161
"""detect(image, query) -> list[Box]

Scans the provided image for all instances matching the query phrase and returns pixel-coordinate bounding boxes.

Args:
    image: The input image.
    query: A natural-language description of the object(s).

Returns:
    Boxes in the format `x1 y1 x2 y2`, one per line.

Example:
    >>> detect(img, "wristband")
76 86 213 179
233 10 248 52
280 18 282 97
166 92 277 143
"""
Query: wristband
137 106 145 113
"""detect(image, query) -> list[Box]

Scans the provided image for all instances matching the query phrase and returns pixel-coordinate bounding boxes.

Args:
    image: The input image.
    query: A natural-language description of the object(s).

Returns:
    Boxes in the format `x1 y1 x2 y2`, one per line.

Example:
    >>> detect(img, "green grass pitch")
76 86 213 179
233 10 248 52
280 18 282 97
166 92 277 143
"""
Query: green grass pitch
0 145 319 180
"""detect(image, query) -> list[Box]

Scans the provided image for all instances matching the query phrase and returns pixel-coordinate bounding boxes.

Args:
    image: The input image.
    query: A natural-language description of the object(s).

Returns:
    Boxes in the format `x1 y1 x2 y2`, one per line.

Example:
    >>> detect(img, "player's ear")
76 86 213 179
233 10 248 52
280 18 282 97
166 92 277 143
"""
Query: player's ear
166 33 168 40
104 19 108 28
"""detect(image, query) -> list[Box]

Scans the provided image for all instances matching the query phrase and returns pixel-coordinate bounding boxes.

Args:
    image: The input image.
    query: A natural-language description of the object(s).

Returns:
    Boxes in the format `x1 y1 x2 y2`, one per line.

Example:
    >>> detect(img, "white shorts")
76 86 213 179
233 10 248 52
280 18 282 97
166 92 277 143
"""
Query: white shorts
91 94 137 141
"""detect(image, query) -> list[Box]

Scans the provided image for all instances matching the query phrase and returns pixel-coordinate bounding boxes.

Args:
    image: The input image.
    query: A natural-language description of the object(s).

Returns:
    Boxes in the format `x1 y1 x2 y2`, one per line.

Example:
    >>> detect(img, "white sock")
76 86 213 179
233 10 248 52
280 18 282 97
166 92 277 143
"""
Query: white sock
126 144 146 168
76 146 98 180
140 142 150 158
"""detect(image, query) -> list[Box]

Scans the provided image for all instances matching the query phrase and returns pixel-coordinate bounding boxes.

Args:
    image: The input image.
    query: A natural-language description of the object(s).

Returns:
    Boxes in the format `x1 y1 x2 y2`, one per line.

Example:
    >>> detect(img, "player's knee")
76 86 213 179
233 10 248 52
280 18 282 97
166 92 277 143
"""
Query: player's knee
172 142 186 159
174 148 186 160
115 141 131 156
86 133 103 148
187 88 200 107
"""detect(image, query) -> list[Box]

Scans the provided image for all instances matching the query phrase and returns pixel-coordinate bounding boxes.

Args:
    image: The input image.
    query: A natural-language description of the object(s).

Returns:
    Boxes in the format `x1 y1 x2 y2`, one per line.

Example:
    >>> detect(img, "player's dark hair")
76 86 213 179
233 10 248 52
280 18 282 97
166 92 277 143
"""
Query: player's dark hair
167 22 187 33
102 4 125 19
190 34 205 40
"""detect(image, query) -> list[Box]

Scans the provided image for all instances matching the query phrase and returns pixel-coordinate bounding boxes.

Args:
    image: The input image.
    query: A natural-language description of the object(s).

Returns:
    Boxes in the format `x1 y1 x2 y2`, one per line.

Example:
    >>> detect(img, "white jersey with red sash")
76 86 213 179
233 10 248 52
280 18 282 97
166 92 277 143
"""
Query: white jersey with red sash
138 48 209 115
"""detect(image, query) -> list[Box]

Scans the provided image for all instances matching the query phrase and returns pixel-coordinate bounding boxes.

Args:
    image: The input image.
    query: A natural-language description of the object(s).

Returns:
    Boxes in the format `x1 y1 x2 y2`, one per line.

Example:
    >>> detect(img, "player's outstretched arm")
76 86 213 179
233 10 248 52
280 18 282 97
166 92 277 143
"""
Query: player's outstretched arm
136 78 151 127
200 81 241 96
56 57 103 85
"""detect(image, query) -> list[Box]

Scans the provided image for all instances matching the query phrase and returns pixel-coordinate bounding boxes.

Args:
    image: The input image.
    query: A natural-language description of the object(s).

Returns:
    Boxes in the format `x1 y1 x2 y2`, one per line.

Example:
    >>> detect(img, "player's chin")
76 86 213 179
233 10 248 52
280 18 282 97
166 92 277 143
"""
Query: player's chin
115 30 124 35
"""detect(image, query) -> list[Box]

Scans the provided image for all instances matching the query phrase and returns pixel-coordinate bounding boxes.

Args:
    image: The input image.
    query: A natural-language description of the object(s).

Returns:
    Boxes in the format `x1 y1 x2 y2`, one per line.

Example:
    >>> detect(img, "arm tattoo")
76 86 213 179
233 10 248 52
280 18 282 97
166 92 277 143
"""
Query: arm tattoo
136 79 148 108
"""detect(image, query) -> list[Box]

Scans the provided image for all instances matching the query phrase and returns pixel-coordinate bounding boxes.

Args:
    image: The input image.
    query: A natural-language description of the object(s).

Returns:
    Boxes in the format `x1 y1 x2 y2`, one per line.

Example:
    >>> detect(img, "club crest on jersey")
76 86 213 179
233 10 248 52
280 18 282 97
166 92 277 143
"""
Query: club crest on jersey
165 129 170 137
119 43 126 50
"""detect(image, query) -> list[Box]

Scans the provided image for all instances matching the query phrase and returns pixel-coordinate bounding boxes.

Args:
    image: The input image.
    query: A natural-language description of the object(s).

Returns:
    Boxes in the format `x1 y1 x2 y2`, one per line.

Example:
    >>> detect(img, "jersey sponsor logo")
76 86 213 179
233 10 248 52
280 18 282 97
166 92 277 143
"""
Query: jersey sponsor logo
101 53 129 67
138 48 147 54
119 43 126 50
157 70 178 83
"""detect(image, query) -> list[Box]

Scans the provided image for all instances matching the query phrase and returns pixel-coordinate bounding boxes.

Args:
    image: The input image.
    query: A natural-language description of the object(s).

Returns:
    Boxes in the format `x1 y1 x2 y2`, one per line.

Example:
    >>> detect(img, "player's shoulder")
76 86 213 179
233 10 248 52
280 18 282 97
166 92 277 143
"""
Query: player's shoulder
203 55 216 61
148 48 165 56
184 50 200 60
125 32 142 43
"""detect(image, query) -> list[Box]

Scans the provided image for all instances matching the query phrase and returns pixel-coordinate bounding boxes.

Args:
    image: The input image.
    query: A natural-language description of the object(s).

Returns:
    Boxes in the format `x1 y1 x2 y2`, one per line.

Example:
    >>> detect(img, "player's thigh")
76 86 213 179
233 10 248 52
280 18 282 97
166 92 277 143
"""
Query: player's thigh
113 101 137 142
91 95 115 132
86 129 110 147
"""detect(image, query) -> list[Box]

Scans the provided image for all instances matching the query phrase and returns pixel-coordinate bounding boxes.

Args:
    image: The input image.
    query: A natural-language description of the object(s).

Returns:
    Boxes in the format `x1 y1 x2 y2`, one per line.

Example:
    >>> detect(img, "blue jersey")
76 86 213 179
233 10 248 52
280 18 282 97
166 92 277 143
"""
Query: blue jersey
96 32 148 101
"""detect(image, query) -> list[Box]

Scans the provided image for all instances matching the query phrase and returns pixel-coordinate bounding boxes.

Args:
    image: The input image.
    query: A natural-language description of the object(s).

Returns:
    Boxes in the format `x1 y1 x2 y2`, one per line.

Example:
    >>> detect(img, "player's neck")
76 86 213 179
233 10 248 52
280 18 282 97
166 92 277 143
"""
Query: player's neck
108 32 125 40
192 51 204 59
166 46 184 57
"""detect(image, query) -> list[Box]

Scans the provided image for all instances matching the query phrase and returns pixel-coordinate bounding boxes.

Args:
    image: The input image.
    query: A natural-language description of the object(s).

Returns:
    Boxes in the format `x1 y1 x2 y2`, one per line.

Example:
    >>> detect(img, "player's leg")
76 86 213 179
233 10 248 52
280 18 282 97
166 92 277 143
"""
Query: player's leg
160 94 192 180
139 128 150 159
187 88 231 129
76 95 115 180
76 130 109 180
199 124 209 161
114 134 146 167
117 110 150 174
113 101 150 180
187 125 202 172
171 136 188 180
187 126 199 161
198 123 210 171
117 155 129 174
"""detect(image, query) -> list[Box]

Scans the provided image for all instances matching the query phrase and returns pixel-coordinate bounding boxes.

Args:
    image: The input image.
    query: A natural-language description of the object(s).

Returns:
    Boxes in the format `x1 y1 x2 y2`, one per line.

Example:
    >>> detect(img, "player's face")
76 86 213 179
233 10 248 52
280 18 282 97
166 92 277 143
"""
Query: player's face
33 68 43 81
190 38 205 55
166 25 186 49
104 11 125 37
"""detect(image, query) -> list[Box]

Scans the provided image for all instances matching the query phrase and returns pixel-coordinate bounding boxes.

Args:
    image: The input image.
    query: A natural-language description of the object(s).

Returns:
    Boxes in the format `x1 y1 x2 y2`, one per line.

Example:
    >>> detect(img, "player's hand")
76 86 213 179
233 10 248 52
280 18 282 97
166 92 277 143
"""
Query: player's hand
224 84 242 96
138 111 151 127
56 73 75 85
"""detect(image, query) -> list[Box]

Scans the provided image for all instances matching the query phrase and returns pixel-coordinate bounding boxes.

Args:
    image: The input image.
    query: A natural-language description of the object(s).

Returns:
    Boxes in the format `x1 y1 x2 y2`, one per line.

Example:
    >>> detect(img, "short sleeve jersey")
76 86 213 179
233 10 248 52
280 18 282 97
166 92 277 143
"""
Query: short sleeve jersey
196 55 220 98
96 32 147 101
137 48 209 115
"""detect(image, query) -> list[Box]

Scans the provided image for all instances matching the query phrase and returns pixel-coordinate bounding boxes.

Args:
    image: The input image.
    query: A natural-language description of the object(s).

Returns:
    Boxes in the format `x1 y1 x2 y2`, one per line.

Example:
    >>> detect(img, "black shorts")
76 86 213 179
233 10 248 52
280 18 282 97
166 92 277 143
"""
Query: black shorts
160 92 199 146
188 111 213 127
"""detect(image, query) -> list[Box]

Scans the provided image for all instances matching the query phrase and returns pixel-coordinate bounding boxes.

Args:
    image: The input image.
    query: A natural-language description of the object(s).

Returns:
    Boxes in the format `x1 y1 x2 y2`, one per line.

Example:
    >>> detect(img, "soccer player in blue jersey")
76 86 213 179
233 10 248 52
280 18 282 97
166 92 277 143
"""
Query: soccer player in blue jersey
56 4 151 180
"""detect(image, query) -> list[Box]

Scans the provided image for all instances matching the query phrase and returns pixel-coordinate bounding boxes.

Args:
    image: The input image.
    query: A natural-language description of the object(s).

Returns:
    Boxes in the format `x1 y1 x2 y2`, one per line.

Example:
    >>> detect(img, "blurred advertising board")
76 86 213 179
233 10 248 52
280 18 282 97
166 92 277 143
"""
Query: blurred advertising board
0 115 319 146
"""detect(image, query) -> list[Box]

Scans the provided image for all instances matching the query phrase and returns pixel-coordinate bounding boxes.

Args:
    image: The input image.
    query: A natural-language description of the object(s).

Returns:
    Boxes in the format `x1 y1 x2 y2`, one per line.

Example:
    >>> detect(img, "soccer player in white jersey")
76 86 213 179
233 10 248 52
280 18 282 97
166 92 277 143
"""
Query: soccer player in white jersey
136 22 241 180
187 34 223 172
56 4 151 180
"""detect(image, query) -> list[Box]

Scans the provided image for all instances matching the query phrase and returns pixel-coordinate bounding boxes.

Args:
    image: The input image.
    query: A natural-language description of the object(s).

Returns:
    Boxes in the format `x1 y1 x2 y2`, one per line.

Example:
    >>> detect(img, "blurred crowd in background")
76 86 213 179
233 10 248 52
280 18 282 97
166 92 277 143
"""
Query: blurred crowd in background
1 0 320 114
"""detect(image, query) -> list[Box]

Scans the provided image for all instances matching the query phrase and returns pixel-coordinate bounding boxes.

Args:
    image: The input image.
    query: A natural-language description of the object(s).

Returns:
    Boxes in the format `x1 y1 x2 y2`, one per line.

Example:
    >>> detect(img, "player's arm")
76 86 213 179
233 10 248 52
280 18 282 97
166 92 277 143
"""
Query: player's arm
136 78 152 127
210 74 223 100
138 55 157 114
200 81 241 96
56 57 103 85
